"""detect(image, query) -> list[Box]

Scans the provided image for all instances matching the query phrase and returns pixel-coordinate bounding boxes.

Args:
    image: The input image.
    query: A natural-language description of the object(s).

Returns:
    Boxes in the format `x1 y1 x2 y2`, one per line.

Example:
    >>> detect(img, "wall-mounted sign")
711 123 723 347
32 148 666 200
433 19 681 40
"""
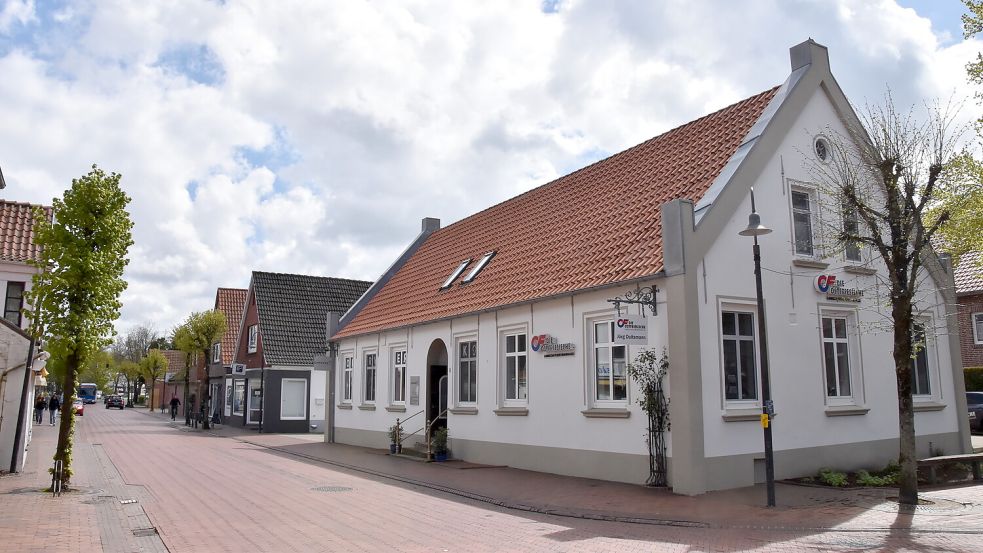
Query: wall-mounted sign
231 363 246 375
815 274 863 302
614 316 648 345
530 334 576 357
409 376 420 405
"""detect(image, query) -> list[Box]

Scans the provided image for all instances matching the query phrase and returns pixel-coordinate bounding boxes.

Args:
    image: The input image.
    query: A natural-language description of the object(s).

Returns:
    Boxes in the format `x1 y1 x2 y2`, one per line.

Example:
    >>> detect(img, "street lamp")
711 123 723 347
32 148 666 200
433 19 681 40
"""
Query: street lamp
738 187 776 508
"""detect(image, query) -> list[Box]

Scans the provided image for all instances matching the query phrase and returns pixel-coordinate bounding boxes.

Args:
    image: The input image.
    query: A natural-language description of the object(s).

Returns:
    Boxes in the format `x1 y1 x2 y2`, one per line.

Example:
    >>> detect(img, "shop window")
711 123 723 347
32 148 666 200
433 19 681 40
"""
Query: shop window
911 323 931 396
791 188 816 257
721 310 758 401
392 350 406 404
364 353 377 403
247 324 258 353
342 355 353 403
592 320 627 403
504 333 527 403
281 378 307 420
458 340 477 405
232 380 245 415
4 281 24 326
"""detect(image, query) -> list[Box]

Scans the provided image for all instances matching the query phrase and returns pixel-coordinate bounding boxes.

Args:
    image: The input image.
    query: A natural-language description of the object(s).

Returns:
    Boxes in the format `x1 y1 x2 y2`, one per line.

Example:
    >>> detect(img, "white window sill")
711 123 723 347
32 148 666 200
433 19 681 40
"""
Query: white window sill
913 401 946 412
358 404 376 411
449 406 478 415
338 403 353 410
824 405 870 417
385 405 407 413
722 407 762 422
792 258 829 269
581 408 630 419
493 407 529 416
844 265 877 276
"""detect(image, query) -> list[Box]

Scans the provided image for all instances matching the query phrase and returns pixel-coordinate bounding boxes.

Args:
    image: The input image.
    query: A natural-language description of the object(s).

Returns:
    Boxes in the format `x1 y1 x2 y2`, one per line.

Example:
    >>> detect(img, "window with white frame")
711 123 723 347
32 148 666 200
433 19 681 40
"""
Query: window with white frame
842 202 862 262
974 313 983 345
281 378 307 419
911 322 931 396
342 355 353 403
458 340 477 405
791 188 816 257
232 380 245 415
721 310 758 401
592 320 627 402
212 342 221 364
247 324 258 353
364 353 377 403
821 314 852 398
392 350 406 403
504 333 528 403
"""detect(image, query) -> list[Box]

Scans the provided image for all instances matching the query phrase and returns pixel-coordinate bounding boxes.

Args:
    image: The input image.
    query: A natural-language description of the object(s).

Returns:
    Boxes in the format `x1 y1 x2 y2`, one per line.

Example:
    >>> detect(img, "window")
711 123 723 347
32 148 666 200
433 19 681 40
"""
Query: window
458 340 477 404
504 333 527 402
592 321 627 402
911 323 931 396
791 189 815 256
392 350 406 403
842 203 862 262
722 311 757 401
364 353 377 403
342 355 353 403
212 342 221 364
281 378 307 419
814 137 831 162
974 313 983 345
441 259 472 289
4 282 24 326
247 325 258 353
822 315 851 398
461 251 496 284
232 380 245 415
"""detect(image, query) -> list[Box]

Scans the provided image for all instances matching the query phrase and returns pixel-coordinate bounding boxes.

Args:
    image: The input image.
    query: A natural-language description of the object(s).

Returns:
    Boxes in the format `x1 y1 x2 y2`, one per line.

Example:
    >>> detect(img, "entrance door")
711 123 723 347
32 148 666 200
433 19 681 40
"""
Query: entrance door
247 381 262 424
427 365 448 430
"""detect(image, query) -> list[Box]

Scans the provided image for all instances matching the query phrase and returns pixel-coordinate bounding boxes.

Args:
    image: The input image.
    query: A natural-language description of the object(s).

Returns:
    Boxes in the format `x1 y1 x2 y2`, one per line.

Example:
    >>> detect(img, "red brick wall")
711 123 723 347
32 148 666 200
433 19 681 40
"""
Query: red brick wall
958 292 983 368
235 291 266 369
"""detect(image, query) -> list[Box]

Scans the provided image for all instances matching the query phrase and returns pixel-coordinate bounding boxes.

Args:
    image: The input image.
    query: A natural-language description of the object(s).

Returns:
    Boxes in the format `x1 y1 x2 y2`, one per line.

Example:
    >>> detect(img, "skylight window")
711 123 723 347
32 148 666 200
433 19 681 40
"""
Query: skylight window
461 251 496 284
441 259 471 289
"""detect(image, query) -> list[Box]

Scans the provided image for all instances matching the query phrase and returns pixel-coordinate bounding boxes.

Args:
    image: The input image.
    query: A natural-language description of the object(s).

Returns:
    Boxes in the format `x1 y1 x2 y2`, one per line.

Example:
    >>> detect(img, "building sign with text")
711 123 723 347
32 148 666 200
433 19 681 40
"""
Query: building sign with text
815 274 863 302
530 334 576 357
615 316 648 345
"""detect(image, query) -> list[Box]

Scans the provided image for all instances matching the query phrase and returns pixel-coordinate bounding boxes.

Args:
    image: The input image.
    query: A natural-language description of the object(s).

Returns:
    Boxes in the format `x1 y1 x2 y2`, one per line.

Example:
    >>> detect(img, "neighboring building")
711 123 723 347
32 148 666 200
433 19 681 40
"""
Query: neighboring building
160 349 204 415
207 288 247 423
229 272 371 433
328 40 970 495
956 252 983 373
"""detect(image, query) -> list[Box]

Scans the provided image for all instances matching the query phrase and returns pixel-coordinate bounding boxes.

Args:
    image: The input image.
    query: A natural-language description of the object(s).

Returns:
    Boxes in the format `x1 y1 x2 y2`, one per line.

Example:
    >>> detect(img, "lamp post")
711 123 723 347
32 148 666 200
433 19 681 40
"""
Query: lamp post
738 187 776 508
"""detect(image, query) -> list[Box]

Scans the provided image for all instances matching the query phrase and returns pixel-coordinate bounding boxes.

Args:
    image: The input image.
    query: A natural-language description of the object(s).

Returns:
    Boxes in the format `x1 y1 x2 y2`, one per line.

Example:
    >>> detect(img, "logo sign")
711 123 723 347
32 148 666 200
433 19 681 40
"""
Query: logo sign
815 274 863 302
530 334 576 357
231 363 246 375
614 316 648 345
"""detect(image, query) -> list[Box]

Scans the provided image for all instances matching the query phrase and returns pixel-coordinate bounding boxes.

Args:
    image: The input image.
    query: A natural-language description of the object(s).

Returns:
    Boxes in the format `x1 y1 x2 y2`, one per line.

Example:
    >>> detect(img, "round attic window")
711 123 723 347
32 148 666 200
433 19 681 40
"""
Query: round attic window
814 137 830 162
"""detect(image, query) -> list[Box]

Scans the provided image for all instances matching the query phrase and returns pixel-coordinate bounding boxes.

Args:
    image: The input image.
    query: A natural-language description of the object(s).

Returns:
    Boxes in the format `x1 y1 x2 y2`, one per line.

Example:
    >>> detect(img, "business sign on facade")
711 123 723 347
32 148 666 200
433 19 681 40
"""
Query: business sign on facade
614 316 648 345
530 334 576 357
231 363 246 375
815 275 863 302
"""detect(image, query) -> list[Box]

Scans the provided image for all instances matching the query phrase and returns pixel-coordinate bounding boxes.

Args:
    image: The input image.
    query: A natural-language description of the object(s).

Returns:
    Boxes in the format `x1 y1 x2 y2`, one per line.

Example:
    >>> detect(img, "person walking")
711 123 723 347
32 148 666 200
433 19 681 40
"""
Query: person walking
169 395 180 421
34 395 45 424
48 394 60 426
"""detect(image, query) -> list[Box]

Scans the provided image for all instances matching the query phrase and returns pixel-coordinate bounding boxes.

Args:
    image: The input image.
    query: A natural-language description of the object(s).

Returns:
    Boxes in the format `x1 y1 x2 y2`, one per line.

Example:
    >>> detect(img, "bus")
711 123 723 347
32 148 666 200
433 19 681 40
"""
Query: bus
78 383 98 404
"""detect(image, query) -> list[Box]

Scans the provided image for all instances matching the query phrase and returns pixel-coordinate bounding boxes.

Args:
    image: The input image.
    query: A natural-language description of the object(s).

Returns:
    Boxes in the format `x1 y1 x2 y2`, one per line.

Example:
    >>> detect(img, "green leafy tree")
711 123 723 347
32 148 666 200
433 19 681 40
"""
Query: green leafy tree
173 310 226 429
120 360 142 406
79 349 116 395
926 152 983 273
26 165 133 489
964 1 983 122
140 349 169 411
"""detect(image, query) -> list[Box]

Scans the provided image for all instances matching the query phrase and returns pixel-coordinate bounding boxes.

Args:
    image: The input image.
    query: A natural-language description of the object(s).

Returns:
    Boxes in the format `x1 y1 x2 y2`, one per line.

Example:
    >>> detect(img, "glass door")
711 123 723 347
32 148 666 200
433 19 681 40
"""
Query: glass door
247 381 262 424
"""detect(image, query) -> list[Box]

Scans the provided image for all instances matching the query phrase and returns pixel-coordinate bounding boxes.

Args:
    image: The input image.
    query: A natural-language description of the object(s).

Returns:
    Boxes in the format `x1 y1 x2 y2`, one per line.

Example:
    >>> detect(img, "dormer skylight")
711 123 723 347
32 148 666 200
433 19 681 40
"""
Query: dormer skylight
461 251 496 284
441 259 472 289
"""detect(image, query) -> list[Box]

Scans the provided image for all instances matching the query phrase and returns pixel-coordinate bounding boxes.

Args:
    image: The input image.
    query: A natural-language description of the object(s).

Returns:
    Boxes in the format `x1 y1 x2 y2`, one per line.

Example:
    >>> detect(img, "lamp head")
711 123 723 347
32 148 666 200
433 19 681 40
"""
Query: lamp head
739 211 773 237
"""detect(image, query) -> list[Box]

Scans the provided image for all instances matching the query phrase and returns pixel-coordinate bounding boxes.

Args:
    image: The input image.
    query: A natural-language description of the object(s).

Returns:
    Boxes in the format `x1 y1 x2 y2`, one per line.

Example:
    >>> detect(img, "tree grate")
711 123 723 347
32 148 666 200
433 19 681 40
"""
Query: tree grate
132 528 158 537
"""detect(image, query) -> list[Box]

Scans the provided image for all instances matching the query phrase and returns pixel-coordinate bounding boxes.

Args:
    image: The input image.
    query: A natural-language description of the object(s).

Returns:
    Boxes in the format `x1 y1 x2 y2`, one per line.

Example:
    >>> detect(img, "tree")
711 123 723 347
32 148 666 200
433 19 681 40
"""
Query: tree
926 152 983 272
119 360 142 407
140 349 169 411
112 324 160 363
810 97 965 505
25 165 133 489
964 1 983 124
173 310 226 429
79 349 116 395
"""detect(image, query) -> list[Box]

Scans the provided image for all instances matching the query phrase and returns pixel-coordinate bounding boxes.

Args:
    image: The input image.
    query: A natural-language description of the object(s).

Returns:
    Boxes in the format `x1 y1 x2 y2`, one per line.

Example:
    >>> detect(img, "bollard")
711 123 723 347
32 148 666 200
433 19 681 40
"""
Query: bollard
51 460 63 497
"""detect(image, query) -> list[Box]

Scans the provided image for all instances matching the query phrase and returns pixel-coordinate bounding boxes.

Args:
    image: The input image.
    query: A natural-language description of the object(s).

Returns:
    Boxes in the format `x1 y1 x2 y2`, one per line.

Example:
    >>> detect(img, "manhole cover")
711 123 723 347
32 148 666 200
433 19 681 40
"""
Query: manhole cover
311 486 352 493
132 528 158 537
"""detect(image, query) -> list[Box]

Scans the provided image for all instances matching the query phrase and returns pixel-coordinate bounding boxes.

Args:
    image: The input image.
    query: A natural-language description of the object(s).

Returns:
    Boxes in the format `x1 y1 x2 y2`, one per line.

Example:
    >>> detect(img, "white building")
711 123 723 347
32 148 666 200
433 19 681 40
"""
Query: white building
326 40 971 495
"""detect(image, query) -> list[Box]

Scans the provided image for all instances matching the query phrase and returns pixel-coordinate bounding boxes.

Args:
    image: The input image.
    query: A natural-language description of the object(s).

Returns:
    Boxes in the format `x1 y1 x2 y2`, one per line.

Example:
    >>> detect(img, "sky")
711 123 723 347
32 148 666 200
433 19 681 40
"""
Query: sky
0 0 979 337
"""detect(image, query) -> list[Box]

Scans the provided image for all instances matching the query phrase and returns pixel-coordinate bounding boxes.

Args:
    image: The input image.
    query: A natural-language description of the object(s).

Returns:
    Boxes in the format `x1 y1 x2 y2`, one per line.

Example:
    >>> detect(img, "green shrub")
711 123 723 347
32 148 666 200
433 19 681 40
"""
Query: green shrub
857 469 897 486
965 367 983 391
818 468 848 487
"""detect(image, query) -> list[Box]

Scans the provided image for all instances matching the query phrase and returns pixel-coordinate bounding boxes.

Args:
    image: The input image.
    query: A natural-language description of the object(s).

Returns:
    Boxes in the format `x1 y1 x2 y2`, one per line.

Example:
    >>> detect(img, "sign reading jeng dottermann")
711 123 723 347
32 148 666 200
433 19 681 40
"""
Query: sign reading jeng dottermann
615 316 648 345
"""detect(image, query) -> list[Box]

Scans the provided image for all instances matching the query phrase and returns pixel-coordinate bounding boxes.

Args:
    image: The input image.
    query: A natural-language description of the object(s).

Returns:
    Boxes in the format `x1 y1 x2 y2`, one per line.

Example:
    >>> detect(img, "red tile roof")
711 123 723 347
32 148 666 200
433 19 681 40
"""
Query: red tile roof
0 200 53 263
214 287 247 365
955 252 983 295
336 87 779 339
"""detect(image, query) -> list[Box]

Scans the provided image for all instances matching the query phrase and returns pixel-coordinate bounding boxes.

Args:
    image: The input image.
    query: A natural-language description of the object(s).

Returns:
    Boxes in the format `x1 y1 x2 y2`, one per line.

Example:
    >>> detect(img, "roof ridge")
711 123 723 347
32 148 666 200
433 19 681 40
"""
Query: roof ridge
252 270 372 284
0 199 53 209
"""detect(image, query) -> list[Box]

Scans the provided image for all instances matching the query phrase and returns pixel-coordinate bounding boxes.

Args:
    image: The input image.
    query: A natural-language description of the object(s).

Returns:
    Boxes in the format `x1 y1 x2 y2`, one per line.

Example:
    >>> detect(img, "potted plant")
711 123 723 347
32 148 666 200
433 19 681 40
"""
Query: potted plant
432 427 449 462
388 423 403 454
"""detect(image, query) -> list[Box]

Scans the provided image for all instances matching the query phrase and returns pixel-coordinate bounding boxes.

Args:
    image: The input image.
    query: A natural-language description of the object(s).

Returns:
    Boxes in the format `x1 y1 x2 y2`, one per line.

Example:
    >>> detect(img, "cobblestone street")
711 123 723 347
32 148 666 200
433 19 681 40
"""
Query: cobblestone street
2 406 982 552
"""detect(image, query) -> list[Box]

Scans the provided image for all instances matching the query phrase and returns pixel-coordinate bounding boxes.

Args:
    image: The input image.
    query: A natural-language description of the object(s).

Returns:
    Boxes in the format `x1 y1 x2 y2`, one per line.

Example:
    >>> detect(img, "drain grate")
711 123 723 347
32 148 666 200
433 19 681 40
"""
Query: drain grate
311 486 352 493
119 499 138 505
132 528 158 537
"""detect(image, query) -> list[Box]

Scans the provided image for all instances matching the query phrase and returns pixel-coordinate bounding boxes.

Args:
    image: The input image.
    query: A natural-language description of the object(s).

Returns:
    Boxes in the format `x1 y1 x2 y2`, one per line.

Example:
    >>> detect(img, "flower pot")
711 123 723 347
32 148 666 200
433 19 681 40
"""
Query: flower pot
435 452 448 462
389 443 397 454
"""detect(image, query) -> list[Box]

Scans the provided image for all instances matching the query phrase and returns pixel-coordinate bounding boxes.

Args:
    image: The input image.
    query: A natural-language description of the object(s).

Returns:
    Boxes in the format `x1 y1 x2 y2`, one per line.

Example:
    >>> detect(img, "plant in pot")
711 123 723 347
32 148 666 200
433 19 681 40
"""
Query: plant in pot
432 427 449 462
388 423 403 454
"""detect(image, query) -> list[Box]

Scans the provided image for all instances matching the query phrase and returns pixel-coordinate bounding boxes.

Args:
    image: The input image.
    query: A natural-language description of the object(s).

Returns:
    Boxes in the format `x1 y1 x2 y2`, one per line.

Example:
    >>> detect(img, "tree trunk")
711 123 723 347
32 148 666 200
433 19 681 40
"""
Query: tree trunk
892 295 918 505
201 349 210 430
148 378 155 410
54 351 79 490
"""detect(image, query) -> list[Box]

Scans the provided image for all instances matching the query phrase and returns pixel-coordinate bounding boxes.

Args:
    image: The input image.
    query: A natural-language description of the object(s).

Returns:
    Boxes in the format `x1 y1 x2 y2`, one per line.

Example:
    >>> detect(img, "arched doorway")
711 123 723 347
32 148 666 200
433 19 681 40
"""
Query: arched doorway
426 339 448 431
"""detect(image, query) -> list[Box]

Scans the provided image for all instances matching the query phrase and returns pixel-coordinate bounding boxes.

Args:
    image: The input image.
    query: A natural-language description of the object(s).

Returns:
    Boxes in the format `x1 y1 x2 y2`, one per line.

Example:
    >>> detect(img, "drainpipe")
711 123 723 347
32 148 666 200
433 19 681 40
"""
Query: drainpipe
9 338 36 473
258 366 265 433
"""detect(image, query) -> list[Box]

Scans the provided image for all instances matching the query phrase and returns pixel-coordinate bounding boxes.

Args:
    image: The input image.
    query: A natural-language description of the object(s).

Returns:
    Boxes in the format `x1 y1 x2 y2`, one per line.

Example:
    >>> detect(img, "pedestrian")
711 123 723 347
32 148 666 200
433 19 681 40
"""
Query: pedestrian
34 395 45 424
48 394 60 426
169 395 180 421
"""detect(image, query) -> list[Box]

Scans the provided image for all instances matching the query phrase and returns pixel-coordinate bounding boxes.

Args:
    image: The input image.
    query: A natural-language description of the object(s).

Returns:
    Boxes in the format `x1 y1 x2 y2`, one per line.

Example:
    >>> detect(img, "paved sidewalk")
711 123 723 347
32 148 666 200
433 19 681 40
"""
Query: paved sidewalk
156 410 983 534
0 411 168 553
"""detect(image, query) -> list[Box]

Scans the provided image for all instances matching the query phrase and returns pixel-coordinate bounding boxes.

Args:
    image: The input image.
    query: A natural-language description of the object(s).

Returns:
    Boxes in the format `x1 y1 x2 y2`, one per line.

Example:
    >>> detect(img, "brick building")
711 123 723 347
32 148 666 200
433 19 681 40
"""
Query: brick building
956 252 983 372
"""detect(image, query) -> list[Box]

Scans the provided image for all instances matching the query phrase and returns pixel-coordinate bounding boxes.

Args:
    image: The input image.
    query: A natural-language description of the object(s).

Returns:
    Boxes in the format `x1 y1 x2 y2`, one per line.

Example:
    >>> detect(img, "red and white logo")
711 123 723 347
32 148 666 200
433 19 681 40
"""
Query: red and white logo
816 274 837 293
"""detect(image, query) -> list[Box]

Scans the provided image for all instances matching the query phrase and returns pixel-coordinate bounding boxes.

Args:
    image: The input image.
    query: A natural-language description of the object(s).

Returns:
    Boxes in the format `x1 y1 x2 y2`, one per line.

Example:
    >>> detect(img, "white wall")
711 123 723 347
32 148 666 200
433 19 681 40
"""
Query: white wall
0 322 33 472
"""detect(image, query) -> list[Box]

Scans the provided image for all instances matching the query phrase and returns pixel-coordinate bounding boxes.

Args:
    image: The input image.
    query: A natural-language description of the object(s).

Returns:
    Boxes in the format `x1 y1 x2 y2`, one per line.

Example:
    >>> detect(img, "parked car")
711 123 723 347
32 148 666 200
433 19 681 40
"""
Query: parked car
105 395 124 410
72 400 84 416
968 392 983 432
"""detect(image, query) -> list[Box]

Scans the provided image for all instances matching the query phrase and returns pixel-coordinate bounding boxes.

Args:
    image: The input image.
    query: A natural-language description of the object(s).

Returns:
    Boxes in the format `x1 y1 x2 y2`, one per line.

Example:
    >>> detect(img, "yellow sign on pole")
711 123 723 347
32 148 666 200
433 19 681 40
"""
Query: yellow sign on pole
760 414 769 428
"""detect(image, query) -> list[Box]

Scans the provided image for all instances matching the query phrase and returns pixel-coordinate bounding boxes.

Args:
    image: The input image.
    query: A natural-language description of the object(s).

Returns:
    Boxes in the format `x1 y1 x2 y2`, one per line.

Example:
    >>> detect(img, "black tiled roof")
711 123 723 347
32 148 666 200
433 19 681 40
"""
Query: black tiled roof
252 272 372 366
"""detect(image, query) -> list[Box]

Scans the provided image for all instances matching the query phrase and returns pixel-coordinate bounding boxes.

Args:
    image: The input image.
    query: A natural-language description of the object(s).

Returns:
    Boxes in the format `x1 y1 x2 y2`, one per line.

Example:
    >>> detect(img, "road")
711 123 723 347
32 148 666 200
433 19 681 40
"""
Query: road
3 405 982 552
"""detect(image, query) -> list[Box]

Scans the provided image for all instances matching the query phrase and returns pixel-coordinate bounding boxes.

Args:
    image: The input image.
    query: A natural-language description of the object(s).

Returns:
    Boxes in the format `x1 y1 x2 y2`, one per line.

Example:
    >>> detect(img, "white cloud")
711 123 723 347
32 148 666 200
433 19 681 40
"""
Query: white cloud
0 0 978 336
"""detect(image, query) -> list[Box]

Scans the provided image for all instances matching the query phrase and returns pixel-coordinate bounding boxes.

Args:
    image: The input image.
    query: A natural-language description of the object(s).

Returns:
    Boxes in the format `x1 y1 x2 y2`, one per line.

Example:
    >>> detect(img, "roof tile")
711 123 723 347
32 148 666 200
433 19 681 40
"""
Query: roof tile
214 288 247 365
0 200 53 263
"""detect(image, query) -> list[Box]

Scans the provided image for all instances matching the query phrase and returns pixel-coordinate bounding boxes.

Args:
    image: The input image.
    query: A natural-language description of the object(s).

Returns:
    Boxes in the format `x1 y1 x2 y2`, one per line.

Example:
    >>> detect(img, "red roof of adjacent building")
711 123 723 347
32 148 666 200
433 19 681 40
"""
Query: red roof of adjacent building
0 200 53 263
335 87 779 338
214 287 247 365
955 252 983 295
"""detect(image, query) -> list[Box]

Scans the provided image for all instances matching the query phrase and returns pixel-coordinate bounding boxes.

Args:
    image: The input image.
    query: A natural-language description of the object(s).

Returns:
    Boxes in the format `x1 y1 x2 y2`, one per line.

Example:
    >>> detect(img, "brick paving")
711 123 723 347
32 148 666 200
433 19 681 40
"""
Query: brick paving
4 406 983 552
